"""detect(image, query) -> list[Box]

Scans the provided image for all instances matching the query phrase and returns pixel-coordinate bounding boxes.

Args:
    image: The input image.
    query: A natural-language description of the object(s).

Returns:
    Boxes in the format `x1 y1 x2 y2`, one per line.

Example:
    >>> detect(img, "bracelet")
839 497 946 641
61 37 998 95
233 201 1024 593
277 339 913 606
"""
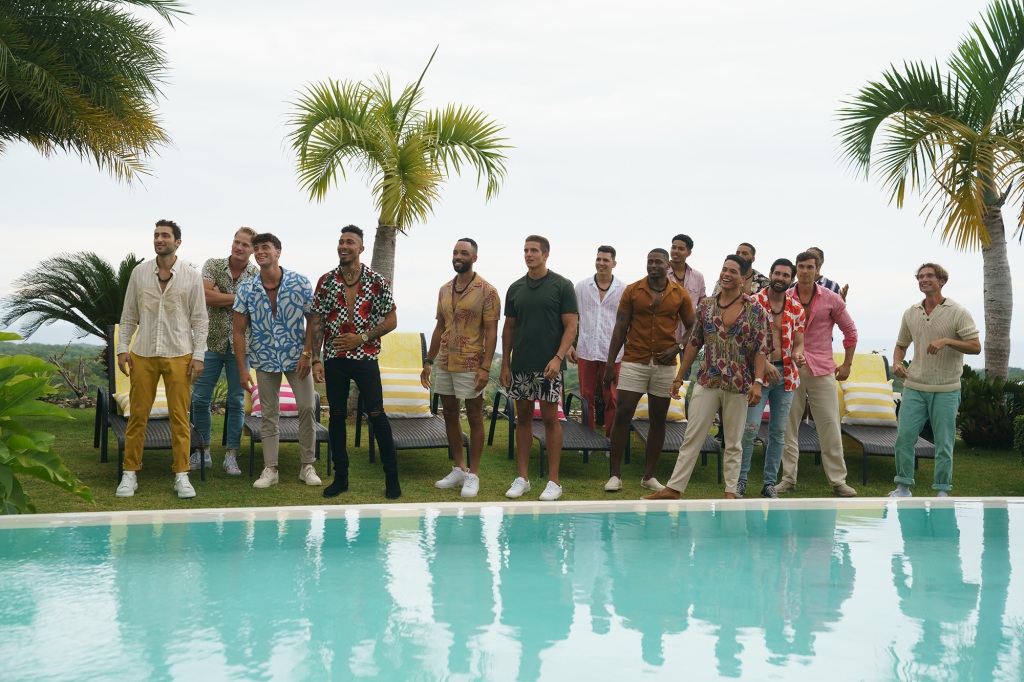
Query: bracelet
555 354 564 361
312 359 322 365
423 358 434 365
480 366 491 372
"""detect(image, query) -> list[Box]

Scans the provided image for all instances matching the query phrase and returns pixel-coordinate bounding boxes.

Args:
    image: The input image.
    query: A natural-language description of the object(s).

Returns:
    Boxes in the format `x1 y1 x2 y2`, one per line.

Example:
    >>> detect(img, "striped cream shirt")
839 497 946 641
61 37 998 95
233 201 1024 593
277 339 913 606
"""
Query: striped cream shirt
117 257 209 358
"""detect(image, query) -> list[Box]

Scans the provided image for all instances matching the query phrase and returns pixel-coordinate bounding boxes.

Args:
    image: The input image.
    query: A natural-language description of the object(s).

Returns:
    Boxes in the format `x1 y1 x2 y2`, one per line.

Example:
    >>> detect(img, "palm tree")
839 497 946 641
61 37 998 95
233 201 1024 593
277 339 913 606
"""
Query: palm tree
837 0 1024 379
285 48 509 284
0 252 143 357
0 1 186 183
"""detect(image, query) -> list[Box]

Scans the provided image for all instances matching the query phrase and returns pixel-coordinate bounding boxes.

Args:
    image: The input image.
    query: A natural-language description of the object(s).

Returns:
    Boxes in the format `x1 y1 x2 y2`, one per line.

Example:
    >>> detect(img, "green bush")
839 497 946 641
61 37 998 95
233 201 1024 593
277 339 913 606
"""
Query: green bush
1014 415 1024 465
958 366 1024 449
0 332 93 513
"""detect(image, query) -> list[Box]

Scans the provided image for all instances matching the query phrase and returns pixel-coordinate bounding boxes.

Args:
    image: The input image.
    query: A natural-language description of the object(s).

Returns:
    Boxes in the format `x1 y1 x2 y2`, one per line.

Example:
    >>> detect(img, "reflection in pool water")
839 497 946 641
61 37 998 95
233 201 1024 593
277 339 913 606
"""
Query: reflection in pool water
0 502 1020 680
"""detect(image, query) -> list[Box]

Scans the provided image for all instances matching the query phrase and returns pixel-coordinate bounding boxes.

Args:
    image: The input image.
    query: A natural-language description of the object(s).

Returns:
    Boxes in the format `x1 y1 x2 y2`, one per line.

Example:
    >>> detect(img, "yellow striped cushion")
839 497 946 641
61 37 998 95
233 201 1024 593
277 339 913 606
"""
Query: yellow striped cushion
113 386 169 419
840 381 897 426
380 367 431 419
634 385 687 422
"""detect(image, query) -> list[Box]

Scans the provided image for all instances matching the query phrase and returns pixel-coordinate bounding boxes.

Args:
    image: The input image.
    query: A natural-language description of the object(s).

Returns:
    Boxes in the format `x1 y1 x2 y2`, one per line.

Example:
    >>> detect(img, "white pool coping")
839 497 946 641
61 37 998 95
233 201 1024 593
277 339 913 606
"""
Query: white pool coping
1 496 1021 530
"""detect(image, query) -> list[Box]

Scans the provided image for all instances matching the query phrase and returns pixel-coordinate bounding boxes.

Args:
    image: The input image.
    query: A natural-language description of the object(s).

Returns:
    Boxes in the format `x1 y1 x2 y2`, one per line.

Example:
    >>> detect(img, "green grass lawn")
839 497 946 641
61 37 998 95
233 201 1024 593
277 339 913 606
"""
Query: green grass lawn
17 408 1024 514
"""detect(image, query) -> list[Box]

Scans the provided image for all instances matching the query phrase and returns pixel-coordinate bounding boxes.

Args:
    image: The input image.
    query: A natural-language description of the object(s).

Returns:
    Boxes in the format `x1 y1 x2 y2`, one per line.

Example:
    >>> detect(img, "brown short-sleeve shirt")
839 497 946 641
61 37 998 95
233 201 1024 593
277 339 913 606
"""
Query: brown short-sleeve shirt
619 278 694 366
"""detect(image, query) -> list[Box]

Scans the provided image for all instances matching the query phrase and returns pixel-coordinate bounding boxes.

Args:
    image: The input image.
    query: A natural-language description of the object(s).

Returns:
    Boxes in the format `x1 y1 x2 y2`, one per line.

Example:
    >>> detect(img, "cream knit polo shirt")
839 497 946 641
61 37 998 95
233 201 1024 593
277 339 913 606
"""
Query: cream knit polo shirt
897 297 979 392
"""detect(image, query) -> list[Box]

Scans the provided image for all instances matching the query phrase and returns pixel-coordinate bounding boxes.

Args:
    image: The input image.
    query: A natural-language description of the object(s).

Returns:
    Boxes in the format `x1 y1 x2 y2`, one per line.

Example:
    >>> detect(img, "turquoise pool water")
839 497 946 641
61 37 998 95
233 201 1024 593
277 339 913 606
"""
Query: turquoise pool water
0 500 1021 680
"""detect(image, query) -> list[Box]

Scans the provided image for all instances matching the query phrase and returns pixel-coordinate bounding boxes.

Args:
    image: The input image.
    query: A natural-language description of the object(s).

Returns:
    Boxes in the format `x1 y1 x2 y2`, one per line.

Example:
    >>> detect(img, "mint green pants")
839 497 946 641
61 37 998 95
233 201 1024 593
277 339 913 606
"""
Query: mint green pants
894 387 960 492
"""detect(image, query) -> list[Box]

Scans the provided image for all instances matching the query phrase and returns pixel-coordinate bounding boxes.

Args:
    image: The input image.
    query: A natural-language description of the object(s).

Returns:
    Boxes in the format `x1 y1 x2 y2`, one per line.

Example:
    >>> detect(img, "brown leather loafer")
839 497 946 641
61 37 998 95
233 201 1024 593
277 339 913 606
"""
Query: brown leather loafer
642 487 681 501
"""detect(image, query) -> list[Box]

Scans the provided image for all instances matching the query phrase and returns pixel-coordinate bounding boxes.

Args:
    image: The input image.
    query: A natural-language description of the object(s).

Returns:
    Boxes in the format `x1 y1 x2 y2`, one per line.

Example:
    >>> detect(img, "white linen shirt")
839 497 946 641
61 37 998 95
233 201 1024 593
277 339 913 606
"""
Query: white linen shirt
117 257 209 358
574 275 626 362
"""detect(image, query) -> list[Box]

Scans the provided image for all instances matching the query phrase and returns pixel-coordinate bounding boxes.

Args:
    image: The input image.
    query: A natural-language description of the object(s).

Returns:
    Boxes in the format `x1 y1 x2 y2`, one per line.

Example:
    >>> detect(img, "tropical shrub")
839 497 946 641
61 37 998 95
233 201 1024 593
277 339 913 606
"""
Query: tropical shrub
0 332 93 514
1014 415 1024 465
957 366 1024 449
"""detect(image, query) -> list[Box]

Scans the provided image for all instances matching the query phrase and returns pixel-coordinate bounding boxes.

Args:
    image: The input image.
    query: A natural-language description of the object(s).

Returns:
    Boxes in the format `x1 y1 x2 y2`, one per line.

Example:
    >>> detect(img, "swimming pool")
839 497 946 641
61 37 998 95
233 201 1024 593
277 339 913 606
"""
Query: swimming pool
1 499 1021 680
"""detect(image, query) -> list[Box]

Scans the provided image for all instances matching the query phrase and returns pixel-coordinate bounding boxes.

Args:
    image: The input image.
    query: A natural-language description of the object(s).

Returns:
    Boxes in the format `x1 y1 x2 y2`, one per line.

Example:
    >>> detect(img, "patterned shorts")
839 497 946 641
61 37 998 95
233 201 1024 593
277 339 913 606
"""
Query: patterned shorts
508 372 562 403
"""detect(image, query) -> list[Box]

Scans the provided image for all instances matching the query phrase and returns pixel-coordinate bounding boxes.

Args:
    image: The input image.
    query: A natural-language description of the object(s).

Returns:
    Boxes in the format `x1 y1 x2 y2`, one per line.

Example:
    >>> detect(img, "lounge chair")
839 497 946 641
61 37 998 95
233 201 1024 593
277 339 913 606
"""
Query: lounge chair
94 325 205 480
488 378 610 477
835 353 934 484
357 332 467 463
627 392 723 483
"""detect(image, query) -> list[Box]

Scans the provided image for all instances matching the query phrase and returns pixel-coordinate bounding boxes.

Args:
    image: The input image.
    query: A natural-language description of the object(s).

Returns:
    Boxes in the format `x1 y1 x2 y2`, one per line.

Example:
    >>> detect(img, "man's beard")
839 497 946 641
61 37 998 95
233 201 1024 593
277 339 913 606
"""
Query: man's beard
453 260 471 273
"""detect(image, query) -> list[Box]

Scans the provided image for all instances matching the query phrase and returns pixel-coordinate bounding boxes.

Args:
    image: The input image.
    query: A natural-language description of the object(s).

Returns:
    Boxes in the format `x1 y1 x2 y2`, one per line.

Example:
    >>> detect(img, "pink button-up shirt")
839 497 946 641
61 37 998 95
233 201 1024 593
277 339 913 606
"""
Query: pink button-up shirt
786 283 856 377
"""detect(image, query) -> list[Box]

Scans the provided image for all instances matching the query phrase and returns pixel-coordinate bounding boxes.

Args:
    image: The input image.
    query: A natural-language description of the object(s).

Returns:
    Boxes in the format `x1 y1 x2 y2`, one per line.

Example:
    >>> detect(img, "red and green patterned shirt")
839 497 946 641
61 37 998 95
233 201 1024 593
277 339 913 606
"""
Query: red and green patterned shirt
689 295 771 394
312 264 396 361
753 289 805 391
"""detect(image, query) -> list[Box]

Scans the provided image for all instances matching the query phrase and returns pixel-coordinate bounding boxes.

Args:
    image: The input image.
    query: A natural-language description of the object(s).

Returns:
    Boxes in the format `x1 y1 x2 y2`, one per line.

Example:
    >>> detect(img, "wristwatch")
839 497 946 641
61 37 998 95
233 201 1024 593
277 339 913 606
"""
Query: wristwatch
754 377 766 386
301 351 312 358
360 333 369 342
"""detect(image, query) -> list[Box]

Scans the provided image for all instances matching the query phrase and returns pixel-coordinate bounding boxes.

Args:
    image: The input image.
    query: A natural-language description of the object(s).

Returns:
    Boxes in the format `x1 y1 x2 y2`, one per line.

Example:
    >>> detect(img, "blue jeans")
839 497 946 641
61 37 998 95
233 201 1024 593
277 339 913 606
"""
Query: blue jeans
740 378 793 487
190 348 246 449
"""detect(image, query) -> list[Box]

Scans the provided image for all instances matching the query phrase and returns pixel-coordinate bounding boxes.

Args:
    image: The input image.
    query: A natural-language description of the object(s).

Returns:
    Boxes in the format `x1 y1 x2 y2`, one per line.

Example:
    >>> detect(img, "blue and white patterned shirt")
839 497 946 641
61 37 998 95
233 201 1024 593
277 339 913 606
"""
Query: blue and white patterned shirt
233 268 313 372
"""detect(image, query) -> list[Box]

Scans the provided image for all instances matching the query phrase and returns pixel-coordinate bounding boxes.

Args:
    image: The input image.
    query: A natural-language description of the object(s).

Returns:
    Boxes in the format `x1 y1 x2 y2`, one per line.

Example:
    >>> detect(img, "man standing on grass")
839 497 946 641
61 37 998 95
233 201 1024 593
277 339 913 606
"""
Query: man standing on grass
189 226 258 476
115 219 208 499
776 251 858 497
668 233 706 320
233 233 321 490
889 263 980 498
602 248 695 493
310 225 401 500
421 238 500 498
643 255 770 500
737 258 805 499
500 235 578 502
567 245 625 438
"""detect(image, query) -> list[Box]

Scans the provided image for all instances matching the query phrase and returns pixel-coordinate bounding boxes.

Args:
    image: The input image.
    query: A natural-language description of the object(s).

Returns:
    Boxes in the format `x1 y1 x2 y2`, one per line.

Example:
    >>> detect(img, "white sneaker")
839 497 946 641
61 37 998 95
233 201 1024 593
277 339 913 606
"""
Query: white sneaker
174 472 196 499
253 467 279 489
604 476 623 492
461 473 480 498
223 450 241 476
299 464 322 486
505 477 531 499
887 485 912 498
116 471 138 497
539 480 563 501
435 466 466 489
641 477 665 492
189 448 212 471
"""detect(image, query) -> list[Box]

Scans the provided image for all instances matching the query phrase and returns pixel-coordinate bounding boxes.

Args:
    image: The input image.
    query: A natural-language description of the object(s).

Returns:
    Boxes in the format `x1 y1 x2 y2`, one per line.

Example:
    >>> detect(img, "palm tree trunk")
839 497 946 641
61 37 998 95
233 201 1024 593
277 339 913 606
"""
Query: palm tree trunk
371 221 398 285
981 205 1012 379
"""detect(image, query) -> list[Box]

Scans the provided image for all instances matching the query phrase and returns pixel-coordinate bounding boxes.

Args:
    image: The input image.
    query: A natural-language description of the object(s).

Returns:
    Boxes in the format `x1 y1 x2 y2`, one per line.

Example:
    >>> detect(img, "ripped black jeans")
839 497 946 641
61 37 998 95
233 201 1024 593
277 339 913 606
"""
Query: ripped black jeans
324 357 398 476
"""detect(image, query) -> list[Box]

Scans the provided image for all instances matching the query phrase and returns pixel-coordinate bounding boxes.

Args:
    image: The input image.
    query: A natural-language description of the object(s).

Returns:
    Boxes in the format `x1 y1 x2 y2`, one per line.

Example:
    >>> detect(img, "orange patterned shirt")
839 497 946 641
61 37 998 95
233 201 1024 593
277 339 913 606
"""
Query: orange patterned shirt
435 275 501 372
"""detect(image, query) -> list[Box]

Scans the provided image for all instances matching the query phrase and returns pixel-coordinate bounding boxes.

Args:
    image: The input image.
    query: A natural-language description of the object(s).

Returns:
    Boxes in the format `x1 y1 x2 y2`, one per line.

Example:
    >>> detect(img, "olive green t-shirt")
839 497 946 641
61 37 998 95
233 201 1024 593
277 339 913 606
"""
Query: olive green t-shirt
504 271 578 373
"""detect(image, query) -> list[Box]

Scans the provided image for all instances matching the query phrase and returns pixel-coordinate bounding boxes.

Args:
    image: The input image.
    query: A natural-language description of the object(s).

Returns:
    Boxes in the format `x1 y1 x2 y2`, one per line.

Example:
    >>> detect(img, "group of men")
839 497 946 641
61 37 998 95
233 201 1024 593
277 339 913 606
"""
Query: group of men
115 221 401 500
114 221 980 503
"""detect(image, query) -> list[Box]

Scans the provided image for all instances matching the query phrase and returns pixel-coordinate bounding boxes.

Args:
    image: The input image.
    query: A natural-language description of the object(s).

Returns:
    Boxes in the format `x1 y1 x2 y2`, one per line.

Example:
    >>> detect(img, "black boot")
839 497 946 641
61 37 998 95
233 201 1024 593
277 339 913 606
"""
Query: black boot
385 472 402 500
324 471 348 498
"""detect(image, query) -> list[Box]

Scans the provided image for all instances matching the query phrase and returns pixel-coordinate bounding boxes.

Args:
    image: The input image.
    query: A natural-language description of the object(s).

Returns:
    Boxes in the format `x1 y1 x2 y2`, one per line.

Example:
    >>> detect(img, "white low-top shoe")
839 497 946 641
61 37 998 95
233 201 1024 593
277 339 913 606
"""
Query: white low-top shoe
435 466 466 489
505 477 531 499
299 464 322 486
116 471 138 497
253 467 279 489
174 472 196 499
604 476 623 492
640 477 665 492
460 473 480 498
539 480 563 501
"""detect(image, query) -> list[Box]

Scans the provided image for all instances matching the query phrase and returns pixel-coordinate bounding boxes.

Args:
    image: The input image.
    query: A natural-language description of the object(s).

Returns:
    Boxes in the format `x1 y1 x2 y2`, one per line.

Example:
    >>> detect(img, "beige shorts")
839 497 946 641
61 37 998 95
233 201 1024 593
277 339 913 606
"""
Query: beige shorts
617 361 676 398
434 367 484 400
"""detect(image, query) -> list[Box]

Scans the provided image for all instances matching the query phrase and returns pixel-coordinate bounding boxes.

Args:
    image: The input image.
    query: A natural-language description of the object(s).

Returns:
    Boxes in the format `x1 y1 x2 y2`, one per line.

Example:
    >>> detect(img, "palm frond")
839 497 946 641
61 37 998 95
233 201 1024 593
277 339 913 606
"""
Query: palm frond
372 129 442 231
950 0 1024 123
425 104 510 200
0 252 143 344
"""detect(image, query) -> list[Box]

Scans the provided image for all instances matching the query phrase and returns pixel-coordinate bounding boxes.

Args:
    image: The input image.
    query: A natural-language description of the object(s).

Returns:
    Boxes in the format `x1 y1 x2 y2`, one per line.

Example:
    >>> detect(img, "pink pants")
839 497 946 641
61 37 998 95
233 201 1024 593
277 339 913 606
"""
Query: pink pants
577 358 619 436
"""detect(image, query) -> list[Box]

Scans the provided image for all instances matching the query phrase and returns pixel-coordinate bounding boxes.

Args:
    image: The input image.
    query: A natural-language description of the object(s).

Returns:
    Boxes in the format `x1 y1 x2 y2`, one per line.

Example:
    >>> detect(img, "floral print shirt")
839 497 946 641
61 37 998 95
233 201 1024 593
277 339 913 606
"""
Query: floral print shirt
202 257 258 355
233 268 312 373
689 295 771 394
753 288 805 391
312 264 396 361
435 275 500 372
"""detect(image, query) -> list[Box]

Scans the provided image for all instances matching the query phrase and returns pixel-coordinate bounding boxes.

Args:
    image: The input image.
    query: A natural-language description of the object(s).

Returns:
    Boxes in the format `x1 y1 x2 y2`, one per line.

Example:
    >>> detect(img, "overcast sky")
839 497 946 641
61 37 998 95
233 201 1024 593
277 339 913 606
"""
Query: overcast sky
2 0 1021 367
